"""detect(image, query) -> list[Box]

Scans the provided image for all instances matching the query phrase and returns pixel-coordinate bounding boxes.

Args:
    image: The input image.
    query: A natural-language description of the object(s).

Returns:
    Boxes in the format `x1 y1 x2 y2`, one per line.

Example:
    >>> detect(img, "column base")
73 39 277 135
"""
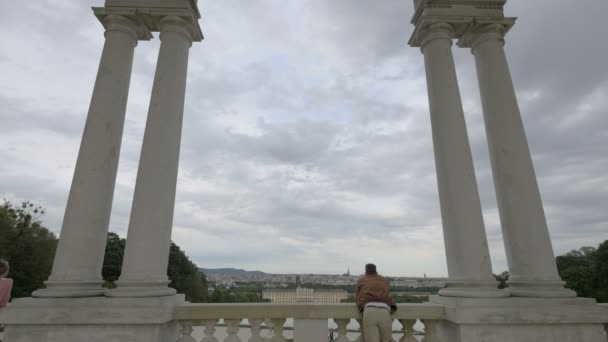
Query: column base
106 279 177 298
508 279 577 298
429 296 608 342
2 295 184 342
32 280 106 298
439 280 509 298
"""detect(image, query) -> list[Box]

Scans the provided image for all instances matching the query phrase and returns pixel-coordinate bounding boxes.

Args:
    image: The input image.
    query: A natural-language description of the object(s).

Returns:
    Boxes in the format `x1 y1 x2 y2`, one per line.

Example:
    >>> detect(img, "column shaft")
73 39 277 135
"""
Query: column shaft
33 16 138 298
419 23 505 297
108 16 194 297
470 26 575 297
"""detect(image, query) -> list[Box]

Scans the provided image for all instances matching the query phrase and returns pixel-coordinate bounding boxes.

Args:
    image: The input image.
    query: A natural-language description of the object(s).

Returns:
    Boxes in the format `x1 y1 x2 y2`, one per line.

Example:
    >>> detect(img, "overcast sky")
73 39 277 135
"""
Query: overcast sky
1 1 607 277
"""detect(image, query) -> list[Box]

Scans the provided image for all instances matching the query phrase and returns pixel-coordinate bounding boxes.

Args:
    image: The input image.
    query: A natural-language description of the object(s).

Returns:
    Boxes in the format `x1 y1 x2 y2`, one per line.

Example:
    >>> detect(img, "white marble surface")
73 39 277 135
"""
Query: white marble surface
431 296 608 342
470 25 575 297
2 296 183 342
33 15 141 299
110 16 196 298
417 22 504 297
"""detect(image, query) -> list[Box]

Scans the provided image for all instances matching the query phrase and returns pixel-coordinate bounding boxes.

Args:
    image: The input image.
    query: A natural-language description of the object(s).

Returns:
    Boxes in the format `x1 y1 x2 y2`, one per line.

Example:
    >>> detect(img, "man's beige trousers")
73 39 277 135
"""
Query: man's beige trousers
362 307 392 342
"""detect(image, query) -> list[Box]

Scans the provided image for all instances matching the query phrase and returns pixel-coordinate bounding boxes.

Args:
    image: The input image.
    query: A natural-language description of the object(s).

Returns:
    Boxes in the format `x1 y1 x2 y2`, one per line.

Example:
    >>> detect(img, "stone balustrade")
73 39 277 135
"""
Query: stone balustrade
0 306 7 341
175 303 445 341
601 304 608 342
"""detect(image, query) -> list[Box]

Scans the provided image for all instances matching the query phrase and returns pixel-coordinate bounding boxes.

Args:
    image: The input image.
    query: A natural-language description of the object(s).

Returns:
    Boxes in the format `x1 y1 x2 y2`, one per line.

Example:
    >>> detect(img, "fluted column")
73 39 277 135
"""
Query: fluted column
33 15 140 298
417 23 505 297
108 16 196 297
468 24 575 297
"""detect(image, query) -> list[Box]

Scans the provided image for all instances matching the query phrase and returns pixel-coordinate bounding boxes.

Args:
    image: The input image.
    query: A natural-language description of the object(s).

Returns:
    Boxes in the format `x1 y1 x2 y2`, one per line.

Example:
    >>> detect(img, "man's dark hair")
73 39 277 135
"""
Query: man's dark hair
365 263 377 275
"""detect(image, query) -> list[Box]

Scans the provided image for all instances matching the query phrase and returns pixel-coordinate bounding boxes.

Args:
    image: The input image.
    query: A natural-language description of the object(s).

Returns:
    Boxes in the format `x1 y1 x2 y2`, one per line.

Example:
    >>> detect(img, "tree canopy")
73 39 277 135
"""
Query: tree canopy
0 200 57 298
557 241 608 302
556 247 596 298
495 241 608 302
0 200 208 302
102 234 209 302
494 271 509 289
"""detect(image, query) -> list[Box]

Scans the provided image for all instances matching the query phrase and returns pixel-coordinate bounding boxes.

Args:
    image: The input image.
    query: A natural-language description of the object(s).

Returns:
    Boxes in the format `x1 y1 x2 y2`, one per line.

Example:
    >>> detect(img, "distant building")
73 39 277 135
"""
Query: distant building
262 287 348 304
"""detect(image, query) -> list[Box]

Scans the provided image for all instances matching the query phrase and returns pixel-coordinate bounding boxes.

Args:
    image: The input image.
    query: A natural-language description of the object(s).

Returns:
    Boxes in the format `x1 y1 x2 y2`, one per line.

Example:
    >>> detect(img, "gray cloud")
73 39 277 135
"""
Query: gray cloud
0 0 606 276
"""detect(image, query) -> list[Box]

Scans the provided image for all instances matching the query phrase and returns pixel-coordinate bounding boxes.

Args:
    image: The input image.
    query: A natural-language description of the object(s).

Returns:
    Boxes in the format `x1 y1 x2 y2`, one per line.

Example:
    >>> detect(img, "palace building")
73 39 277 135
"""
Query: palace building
262 287 348 304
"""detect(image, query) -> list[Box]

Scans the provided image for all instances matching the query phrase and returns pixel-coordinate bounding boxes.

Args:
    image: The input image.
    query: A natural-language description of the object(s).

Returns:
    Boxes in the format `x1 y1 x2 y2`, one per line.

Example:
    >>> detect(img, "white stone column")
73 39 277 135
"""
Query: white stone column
107 16 196 297
417 23 505 297
468 24 575 297
33 15 140 298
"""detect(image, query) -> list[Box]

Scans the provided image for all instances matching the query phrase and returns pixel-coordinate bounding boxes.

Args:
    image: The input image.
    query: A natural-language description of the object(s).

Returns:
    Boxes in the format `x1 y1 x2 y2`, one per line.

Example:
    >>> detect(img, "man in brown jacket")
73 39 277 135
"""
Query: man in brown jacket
355 263 396 342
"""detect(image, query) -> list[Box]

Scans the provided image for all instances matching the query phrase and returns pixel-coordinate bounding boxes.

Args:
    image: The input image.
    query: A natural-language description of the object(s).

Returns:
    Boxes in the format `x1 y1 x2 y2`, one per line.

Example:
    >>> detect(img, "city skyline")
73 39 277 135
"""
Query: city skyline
0 0 607 276
201 266 446 279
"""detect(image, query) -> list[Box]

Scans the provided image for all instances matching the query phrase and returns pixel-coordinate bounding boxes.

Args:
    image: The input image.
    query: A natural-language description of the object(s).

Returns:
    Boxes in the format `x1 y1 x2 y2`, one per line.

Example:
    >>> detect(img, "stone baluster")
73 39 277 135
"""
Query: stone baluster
263 318 274 341
334 319 351 342
201 320 219 342
399 319 418 342
224 319 241 342
178 320 197 342
269 318 286 342
248 319 265 342
355 319 364 342
421 320 439 342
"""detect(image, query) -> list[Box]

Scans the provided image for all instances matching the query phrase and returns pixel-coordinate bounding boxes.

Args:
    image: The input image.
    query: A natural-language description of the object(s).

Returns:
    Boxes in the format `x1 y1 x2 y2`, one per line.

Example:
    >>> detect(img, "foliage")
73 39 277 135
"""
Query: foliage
0 200 57 298
389 286 440 294
493 241 608 302
102 234 209 302
552 241 608 302
593 241 608 302
341 294 427 303
494 271 510 289
393 295 428 303
0 199 208 302
207 287 269 303
167 242 208 302
102 232 125 287
556 247 596 298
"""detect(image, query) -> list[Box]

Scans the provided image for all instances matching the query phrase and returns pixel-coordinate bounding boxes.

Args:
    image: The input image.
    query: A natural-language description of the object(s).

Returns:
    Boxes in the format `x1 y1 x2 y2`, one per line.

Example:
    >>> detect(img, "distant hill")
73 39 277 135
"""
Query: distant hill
200 268 266 276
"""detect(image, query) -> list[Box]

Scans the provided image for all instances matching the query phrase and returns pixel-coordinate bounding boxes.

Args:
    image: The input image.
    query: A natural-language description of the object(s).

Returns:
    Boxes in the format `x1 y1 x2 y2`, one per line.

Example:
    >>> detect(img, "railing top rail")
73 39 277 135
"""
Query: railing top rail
175 303 446 320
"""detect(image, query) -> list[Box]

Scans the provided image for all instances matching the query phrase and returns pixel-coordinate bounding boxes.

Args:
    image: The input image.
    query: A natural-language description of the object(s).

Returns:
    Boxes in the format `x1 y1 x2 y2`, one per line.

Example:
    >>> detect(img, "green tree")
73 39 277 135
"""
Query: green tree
0 200 57 298
393 295 428 303
206 286 268 303
167 242 208 302
556 247 596 298
592 241 608 302
101 232 126 288
494 271 510 289
101 233 208 302
210 287 225 302
0 200 208 301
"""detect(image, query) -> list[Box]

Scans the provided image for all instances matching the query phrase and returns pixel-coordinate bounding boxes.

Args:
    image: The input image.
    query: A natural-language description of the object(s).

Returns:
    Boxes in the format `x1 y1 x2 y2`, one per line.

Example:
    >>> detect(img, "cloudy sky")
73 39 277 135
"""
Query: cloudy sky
1 0 607 277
